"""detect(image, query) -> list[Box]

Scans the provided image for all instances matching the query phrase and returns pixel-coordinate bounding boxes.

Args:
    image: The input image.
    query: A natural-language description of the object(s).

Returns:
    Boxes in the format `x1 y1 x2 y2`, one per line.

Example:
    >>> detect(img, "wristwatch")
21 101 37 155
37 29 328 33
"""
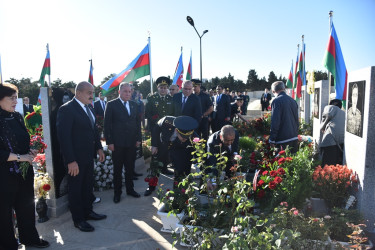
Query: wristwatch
16 154 20 162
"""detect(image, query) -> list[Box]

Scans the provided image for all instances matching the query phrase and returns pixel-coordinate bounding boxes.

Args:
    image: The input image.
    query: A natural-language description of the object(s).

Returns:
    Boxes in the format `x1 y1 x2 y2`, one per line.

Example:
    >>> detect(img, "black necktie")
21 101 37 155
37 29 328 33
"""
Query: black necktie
85 105 95 128
182 96 187 110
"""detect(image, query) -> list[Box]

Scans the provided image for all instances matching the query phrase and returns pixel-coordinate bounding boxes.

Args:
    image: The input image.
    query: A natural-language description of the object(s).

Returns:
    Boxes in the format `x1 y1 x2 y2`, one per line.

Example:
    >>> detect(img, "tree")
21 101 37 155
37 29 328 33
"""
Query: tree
246 69 259 91
314 70 328 82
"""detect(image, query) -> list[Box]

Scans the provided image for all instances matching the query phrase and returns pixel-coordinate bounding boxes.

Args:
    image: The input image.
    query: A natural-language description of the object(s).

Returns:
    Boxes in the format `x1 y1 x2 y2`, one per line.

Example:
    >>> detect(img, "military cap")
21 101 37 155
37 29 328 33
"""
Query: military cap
173 116 198 139
235 96 244 101
156 76 170 87
191 79 202 87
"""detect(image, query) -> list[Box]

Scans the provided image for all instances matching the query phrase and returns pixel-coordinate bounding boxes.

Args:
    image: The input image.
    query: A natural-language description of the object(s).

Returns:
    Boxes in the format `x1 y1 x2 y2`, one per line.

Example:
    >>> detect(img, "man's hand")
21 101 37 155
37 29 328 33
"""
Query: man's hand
151 146 158 155
108 144 114 151
68 161 79 176
97 149 105 162
135 141 141 147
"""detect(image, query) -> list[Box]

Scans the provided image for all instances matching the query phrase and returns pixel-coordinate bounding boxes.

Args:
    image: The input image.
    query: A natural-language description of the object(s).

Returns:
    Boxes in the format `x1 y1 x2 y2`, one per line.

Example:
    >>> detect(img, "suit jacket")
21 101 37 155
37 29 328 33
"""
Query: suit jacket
94 100 106 117
104 98 141 147
206 130 239 166
23 104 34 115
260 93 272 105
172 92 202 123
213 94 231 120
56 99 102 165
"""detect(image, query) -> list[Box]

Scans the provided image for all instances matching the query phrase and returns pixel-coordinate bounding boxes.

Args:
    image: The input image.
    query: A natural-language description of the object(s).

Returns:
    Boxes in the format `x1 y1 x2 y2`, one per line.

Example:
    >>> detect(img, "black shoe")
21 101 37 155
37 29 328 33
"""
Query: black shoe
74 221 95 232
24 239 50 248
85 211 107 220
132 176 139 180
144 187 155 196
113 194 121 203
127 190 141 198
161 169 174 175
134 172 143 177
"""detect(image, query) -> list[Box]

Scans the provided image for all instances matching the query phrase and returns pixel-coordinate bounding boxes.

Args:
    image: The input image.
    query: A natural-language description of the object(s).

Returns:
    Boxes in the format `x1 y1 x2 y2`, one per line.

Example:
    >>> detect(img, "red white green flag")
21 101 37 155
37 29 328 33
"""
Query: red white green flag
286 60 293 89
186 51 192 80
39 44 50 87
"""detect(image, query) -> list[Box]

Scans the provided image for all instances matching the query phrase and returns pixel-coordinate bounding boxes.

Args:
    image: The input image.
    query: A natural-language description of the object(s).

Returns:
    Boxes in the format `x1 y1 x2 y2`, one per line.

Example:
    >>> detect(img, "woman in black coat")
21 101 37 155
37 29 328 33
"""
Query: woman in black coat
0 83 49 249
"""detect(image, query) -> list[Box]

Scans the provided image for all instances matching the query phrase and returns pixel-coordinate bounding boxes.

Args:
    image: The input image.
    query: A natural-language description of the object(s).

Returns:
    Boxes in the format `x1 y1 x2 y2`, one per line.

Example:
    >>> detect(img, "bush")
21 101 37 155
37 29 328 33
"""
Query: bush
239 136 257 152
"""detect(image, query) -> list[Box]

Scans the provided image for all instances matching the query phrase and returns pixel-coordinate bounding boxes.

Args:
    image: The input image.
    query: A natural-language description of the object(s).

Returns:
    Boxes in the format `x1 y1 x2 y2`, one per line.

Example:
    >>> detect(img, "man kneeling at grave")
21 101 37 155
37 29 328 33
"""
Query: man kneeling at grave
144 116 198 196
206 125 239 178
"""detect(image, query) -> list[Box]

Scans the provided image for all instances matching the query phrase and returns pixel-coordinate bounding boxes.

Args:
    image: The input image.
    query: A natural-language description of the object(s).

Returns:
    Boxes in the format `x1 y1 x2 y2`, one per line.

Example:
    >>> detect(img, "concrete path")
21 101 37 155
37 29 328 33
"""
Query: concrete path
20 161 182 250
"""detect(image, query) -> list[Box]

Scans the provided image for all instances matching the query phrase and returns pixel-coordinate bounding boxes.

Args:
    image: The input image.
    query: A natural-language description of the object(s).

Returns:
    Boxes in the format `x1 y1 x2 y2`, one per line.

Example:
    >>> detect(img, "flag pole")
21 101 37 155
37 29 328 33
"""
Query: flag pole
47 43 50 87
148 32 153 95
328 11 333 102
0 54 3 85
302 35 307 106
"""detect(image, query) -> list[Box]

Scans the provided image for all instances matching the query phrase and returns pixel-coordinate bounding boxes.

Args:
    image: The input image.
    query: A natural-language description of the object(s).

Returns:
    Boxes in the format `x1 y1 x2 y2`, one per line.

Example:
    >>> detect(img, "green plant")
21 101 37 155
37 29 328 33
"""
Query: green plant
325 208 363 242
157 180 190 215
142 138 151 159
239 136 257 152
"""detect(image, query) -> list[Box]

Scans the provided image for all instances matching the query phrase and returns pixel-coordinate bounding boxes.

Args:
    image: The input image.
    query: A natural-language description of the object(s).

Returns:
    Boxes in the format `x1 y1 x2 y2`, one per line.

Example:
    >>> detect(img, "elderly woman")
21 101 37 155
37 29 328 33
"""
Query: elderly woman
319 99 345 166
0 84 49 249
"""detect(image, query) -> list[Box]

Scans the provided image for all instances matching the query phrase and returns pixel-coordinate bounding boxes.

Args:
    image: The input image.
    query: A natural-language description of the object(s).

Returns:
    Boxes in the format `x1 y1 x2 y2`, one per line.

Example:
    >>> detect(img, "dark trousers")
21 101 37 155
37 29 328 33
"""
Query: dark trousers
196 117 209 140
157 142 170 170
276 139 299 154
261 103 269 111
170 148 193 182
0 167 40 250
68 160 94 223
321 144 343 166
112 145 136 195
211 119 227 133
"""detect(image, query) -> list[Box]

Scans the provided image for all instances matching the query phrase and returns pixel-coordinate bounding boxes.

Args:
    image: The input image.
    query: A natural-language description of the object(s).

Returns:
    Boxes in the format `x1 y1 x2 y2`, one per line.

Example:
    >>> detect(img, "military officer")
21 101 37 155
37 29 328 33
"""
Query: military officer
145 76 174 175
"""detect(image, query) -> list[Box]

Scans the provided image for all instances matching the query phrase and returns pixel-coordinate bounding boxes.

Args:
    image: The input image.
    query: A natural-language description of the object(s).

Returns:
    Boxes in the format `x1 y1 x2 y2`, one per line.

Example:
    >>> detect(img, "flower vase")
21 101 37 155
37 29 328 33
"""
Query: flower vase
36 198 49 223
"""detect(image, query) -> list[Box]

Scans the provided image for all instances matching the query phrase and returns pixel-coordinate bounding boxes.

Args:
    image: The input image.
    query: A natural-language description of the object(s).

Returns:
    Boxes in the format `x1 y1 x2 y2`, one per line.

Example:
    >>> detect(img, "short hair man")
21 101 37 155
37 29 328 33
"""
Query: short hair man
207 125 239 177
56 81 106 232
172 80 202 123
169 84 180 97
23 97 34 115
94 92 106 117
192 79 213 140
260 88 272 111
211 85 231 132
269 81 299 153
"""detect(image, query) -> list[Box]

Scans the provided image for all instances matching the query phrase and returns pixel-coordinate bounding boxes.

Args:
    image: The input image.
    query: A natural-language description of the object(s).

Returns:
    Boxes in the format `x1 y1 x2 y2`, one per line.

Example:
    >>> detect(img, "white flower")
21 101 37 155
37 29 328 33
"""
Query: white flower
231 226 239 233
95 176 99 181
97 181 102 186
101 182 107 187
106 156 111 160
108 165 113 170
324 215 331 220
102 174 107 179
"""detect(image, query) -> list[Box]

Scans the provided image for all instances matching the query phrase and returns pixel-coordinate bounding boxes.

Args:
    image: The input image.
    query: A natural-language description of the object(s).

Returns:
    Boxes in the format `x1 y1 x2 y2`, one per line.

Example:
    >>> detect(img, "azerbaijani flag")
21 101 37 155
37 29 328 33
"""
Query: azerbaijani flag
323 22 348 101
39 45 51 87
292 46 299 99
186 51 192 80
0 55 3 84
295 49 304 99
286 60 293 89
172 52 184 88
88 59 94 85
37 91 41 105
101 44 150 90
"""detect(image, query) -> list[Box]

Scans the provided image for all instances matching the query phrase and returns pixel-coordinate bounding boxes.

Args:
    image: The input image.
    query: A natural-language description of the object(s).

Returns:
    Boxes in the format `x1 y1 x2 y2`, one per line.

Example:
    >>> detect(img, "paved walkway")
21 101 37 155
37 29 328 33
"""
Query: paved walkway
20 161 182 250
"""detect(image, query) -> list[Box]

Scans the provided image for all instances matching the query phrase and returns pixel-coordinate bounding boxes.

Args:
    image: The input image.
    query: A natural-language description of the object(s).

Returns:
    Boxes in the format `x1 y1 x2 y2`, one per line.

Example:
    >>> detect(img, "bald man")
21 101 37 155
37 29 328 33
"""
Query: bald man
57 81 106 232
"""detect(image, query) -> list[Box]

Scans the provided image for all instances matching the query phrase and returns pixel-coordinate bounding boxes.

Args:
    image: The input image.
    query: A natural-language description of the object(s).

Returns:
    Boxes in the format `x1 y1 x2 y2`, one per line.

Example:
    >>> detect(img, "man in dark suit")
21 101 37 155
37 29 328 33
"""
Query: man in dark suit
172 80 202 124
56 81 106 232
260 88 272 111
104 83 142 203
211 85 231 133
94 92 106 117
192 79 213 140
23 97 34 116
207 125 239 178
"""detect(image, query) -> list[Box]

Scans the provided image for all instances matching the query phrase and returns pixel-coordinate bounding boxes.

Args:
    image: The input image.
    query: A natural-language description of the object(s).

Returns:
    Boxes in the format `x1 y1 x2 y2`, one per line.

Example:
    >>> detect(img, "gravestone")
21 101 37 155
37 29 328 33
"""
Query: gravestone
300 86 311 124
312 80 330 146
40 87 69 217
345 66 375 231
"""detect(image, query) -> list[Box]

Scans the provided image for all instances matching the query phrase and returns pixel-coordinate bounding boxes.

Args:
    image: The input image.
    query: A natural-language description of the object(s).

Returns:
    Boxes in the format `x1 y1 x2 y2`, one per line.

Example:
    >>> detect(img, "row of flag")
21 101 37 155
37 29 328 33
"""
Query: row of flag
286 20 347 103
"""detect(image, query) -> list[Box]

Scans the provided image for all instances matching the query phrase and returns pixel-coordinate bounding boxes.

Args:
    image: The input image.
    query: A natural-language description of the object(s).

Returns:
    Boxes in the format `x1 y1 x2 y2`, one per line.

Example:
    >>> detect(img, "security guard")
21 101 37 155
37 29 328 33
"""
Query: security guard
145 76 174 175
145 116 198 193
192 79 213 140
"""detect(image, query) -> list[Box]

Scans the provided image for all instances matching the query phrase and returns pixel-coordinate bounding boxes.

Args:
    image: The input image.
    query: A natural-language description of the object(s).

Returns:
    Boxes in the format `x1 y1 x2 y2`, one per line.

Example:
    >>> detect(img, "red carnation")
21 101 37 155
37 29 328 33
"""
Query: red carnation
270 170 277 177
278 157 286 165
262 171 268 176
144 177 150 182
277 168 286 175
274 176 283 184
257 180 265 187
42 184 51 191
257 190 265 199
278 150 286 155
268 181 277 190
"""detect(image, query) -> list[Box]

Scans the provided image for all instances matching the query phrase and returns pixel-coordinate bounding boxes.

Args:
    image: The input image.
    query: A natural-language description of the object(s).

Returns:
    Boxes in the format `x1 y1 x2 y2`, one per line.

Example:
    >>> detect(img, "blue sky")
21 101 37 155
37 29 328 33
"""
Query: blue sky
0 0 374 86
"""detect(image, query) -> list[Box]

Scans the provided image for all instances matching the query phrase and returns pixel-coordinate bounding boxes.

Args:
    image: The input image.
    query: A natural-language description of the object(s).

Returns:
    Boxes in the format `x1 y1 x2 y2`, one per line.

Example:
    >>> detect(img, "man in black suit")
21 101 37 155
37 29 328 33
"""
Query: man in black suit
56 81 106 232
192 79 213 140
207 125 239 178
260 88 272 111
172 80 202 124
94 92 106 117
104 83 142 203
23 97 34 116
211 85 231 133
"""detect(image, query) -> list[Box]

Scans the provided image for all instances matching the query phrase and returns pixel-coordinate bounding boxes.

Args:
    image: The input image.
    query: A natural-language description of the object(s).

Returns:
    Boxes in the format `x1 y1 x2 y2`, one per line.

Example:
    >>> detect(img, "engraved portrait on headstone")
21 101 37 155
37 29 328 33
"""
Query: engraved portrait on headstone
347 81 365 137
314 88 320 119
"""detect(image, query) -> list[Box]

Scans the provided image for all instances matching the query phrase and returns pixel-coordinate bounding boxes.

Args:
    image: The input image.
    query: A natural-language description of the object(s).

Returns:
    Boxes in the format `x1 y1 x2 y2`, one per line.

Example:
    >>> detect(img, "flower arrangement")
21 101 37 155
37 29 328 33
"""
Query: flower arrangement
33 154 46 173
94 150 114 190
19 134 47 179
312 164 358 208
144 155 162 187
34 173 52 199
158 181 190 214
24 105 43 135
